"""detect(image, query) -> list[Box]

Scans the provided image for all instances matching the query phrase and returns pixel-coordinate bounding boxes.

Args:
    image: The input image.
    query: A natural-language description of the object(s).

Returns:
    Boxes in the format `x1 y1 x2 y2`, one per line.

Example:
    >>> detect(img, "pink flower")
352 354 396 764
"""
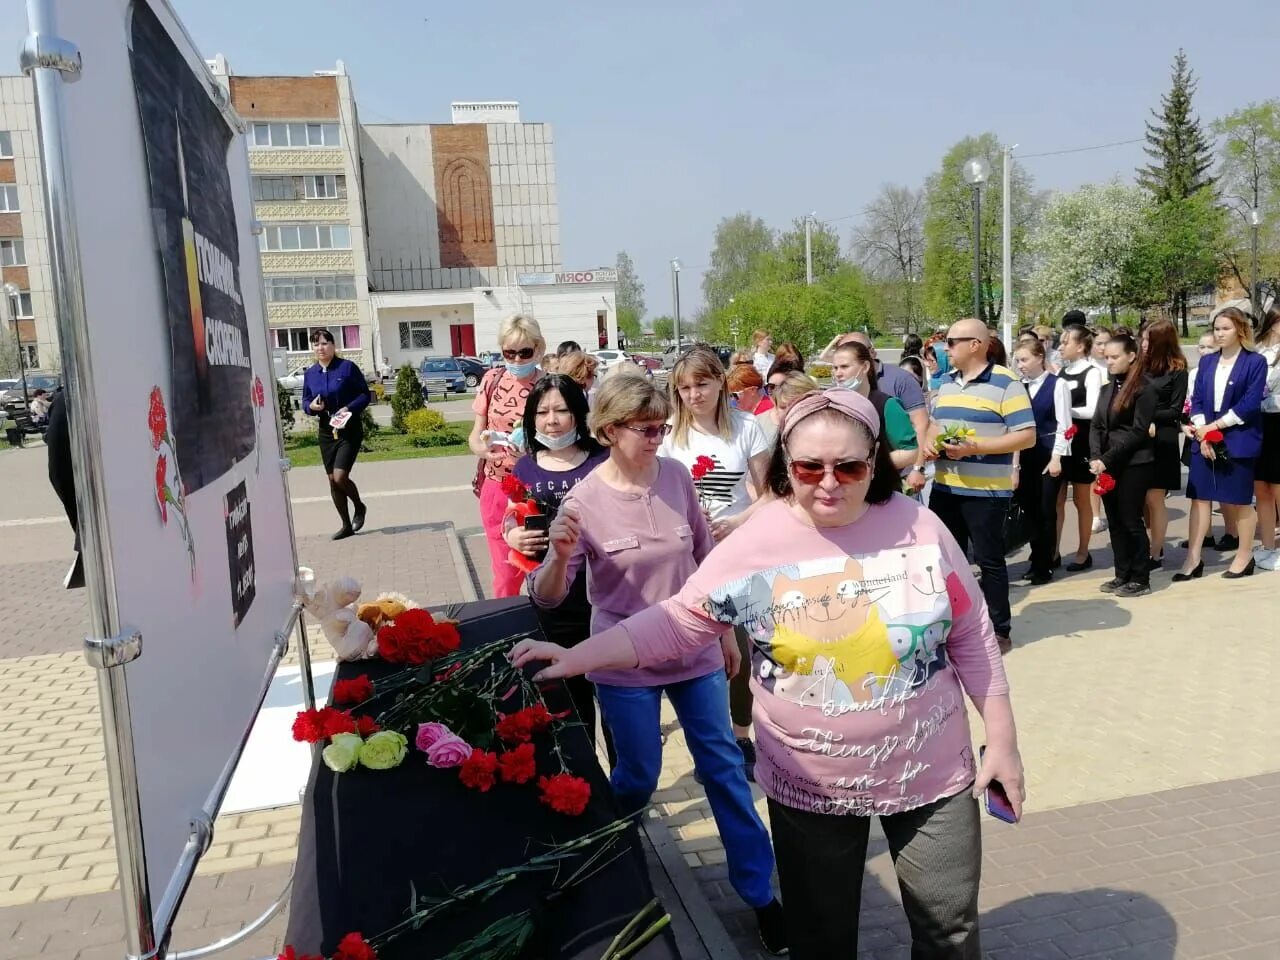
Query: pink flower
415 721 455 752
424 732 472 769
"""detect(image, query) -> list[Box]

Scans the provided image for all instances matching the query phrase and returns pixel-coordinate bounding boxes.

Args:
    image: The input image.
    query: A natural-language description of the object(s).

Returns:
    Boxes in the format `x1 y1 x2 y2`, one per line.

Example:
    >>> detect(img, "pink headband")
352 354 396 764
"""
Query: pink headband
780 388 880 445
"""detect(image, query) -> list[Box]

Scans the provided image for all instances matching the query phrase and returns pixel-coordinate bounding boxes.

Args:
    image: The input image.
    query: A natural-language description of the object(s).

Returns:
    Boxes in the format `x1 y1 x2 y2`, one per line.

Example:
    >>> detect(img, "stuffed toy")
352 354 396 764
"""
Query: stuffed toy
301 576 377 661
357 591 415 631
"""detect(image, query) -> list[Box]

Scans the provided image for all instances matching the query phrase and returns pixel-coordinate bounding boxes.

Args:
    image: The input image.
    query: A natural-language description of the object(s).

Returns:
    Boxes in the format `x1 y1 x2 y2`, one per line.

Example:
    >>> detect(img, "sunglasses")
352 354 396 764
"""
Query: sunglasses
946 337 980 348
619 422 672 440
788 457 873 486
502 347 537 361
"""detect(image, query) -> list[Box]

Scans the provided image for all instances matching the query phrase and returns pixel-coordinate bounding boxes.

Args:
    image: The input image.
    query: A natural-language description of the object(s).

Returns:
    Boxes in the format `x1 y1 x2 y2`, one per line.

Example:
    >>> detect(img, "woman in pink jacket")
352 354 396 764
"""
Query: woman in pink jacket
515 388 1025 960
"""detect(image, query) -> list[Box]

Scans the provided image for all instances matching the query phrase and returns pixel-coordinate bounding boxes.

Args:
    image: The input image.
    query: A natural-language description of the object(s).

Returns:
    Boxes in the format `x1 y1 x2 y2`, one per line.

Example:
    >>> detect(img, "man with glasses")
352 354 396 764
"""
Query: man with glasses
926 319 1035 653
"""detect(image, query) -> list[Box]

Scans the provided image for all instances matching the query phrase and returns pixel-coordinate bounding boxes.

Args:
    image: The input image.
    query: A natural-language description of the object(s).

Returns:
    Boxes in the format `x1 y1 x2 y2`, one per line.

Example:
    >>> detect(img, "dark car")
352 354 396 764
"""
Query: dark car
629 353 662 372
1 373 60 413
454 356 488 388
418 357 468 396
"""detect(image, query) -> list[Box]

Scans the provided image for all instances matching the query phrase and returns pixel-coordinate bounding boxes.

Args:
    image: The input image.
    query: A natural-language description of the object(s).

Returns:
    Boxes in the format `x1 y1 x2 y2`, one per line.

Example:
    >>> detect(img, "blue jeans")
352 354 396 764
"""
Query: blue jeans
596 670 776 909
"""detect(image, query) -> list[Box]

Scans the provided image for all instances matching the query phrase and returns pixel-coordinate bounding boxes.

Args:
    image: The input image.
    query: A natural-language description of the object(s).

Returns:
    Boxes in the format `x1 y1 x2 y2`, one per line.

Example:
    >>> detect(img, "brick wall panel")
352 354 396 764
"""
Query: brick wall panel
229 77 338 119
0 213 21 236
2 265 29 288
430 125 497 269
0 159 14 182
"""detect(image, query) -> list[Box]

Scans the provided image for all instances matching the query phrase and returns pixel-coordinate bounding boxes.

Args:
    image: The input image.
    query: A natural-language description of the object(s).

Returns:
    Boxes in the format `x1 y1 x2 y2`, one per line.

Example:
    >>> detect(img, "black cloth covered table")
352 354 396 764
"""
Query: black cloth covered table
286 596 680 960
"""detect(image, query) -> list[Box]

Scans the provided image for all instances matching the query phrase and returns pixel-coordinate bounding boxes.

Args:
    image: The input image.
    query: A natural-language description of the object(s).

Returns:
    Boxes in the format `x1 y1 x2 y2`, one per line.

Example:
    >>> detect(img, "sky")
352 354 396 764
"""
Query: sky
2 0 1277 317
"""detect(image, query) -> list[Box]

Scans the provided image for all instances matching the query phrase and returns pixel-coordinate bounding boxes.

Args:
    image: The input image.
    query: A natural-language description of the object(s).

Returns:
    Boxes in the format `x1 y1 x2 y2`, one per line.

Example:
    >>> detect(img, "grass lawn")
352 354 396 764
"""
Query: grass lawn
284 424 471 467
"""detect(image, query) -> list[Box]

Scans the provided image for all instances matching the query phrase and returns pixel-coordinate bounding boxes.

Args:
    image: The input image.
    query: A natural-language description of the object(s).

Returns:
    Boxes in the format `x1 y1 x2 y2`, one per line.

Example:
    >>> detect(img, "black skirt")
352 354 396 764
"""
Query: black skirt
1062 418 1095 485
318 422 363 474
1259 414 1280 484
1151 433 1183 491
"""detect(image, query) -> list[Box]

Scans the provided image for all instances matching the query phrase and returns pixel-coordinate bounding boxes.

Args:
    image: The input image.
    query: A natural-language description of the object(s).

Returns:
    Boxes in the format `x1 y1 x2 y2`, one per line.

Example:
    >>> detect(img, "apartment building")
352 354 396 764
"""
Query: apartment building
211 57 375 374
0 76 55 374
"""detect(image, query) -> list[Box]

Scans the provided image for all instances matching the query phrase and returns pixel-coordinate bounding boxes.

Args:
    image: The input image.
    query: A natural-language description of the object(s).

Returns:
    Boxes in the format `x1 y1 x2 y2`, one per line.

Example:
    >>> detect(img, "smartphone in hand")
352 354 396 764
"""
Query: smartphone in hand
979 745 1018 824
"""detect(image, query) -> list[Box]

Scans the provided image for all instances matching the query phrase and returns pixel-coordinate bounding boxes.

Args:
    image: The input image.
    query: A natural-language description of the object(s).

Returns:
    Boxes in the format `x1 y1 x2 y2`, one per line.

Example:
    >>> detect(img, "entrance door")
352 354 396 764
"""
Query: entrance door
450 323 476 357
597 310 608 349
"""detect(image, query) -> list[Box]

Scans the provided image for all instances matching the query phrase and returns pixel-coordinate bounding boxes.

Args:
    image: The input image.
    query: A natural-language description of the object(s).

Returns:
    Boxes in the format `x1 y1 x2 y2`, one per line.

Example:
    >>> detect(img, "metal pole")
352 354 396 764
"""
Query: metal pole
1001 145 1013 350
972 185 982 322
1251 218 1260 323
671 261 681 348
804 213 813 285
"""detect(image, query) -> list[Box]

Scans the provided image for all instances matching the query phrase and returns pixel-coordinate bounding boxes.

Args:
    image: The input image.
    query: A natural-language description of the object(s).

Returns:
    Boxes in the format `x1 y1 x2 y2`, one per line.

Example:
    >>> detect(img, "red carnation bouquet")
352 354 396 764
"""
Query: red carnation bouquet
377 608 461 665
1092 472 1116 496
690 455 715 511
1063 424 1078 441
1203 428 1230 462
501 475 547 575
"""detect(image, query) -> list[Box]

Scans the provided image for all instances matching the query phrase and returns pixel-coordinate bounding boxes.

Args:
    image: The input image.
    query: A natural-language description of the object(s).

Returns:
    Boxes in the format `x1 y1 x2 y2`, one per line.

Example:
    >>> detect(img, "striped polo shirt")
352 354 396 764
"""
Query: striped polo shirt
933 363 1034 497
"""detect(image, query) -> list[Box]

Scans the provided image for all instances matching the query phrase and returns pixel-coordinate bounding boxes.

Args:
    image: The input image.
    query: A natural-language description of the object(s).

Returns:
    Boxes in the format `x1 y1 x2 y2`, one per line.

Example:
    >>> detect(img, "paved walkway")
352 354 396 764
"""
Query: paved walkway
2 445 1278 958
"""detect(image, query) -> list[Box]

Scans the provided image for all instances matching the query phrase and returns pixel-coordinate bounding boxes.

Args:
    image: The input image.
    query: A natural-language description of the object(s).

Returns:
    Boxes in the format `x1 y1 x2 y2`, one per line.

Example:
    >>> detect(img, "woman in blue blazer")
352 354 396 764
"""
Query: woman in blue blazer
1176 307 1268 580
301 328 371 540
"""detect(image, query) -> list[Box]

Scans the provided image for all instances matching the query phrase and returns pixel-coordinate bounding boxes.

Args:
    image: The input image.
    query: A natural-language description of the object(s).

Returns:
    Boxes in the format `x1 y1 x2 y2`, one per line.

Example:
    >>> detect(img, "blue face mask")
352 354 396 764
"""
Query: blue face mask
535 428 578 451
835 376 862 391
505 359 539 378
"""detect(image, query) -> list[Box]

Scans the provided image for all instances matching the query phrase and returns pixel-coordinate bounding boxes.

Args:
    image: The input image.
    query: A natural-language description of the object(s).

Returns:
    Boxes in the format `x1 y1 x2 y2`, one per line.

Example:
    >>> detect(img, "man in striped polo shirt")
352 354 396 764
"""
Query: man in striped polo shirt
927 318 1035 653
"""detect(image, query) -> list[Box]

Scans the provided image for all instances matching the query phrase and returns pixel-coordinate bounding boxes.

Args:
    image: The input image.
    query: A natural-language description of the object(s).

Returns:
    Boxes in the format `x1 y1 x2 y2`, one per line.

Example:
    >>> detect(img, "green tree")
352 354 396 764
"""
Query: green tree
1139 50 1215 202
0 321 20 378
1212 100 1280 313
276 378 296 440
922 133 1041 325
615 250 646 344
390 363 425 432
700 213 776 311
771 217 845 285
1029 182 1151 322
651 315 675 342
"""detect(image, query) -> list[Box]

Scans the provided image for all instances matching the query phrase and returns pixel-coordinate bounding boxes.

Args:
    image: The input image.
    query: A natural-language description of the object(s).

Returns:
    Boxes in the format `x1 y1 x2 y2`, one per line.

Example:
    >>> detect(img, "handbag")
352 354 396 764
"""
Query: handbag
1002 498 1030 556
471 371 503 498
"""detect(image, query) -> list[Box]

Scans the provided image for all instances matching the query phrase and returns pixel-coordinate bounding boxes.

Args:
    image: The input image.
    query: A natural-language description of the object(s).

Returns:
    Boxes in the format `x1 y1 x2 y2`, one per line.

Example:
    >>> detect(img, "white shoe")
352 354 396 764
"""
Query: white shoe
1257 549 1280 572
1091 518 1108 533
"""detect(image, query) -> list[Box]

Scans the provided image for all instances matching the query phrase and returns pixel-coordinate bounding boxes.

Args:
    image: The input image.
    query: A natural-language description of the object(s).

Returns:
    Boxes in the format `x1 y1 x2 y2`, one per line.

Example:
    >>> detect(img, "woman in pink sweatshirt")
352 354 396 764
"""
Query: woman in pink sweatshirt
516 388 1025 960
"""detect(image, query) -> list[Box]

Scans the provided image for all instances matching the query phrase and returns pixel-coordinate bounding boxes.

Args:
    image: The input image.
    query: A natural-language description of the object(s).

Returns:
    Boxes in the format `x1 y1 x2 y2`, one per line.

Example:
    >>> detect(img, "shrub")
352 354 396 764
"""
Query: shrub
370 381 386 402
359 404 379 451
404 408 446 435
276 379 296 440
390 363 424 432
411 430 462 448
809 363 833 380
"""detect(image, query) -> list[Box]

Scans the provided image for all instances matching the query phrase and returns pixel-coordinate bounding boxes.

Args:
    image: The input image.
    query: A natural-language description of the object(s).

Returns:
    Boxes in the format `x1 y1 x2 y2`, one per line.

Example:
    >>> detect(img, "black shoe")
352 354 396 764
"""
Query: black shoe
736 737 757 783
1177 535 1216 549
1119 581 1151 597
332 526 355 541
1099 577 1125 593
1051 554 1063 570
997 634 1013 655
352 502 367 532
1065 554 1093 572
1223 558 1256 579
1024 570 1053 585
1172 562 1204 582
1215 535 1240 551
755 899 788 956
1146 555 1163 572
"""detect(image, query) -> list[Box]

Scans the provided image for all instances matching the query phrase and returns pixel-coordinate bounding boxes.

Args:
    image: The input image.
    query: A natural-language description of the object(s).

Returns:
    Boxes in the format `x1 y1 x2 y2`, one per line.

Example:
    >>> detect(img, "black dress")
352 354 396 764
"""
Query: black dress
1059 362 1100 485
1146 368 1188 492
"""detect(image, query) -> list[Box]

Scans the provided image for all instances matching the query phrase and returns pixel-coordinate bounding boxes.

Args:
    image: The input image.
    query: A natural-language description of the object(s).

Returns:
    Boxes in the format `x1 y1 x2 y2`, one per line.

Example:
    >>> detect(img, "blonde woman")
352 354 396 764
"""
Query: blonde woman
751 329 775 380
660 346 771 779
468 314 547 597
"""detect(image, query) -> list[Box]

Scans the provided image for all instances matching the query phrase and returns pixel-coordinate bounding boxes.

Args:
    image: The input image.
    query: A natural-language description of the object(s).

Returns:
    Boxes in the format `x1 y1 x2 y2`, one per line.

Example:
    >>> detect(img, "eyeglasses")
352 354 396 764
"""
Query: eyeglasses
502 347 537 361
946 337 980 348
619 422 672 440
788 457 873 486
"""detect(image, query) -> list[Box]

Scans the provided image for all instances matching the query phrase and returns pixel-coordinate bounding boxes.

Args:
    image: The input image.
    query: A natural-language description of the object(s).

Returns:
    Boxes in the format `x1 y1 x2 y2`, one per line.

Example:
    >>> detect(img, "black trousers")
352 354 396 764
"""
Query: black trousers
1016 446 1064 577
1102 461 1155 585
768 791 982 959
929 487 1012 636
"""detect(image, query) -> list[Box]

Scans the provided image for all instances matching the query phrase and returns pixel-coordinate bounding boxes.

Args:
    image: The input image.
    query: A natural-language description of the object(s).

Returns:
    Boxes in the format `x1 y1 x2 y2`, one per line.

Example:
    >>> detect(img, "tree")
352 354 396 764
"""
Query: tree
0 321 20 378
700 213 776 312
1212 101 1280 313
772 217 845 285
390 363 424 432
922 133 1042 325
1138 50 1215 202
853 185 925 332
650 315 675 343
1029 182 1151 322
615 250 646 343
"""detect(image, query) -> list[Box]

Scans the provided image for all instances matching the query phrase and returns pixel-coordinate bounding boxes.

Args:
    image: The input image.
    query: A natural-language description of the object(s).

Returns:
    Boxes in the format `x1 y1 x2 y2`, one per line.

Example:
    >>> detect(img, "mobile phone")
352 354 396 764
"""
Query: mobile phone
979 746 1018 824
524 515 549 534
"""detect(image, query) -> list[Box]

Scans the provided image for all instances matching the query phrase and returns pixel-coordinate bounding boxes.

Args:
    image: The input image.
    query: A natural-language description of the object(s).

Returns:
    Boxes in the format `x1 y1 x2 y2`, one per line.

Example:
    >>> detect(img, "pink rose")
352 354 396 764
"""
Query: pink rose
424 732 472 769
415 721 455 753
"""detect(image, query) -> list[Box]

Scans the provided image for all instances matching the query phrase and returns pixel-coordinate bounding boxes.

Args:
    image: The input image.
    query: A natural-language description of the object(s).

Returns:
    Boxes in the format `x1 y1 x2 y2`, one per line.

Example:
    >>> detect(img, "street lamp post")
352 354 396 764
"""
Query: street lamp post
1 280 26 410
1250 207 1261 322
962 157 991 323
670 258 682 349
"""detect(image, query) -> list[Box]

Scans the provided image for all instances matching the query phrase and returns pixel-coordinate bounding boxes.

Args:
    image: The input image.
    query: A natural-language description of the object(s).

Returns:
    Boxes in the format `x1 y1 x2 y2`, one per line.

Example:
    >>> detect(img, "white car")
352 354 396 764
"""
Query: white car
277 371 305 391
589 349 628 376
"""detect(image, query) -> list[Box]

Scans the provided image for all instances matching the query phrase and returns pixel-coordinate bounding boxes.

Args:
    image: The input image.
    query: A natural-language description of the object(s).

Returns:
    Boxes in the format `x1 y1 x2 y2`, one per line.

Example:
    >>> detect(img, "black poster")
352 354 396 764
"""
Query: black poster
224 480 256 627
129 1 254 495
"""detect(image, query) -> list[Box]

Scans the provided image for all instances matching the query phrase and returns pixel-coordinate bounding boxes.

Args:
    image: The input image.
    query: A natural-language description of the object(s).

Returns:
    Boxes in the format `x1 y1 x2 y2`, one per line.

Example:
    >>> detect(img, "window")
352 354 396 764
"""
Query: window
0 239 25 266
0 132 12 158
258 223 351 251
252 176 297 201
0 184 18 212
20 344 37 368
8 290 32 317
264 274 357 302
342 324 360 349
303 175 339 199
399 320 433 350
272 325 358 353
250 122 340 148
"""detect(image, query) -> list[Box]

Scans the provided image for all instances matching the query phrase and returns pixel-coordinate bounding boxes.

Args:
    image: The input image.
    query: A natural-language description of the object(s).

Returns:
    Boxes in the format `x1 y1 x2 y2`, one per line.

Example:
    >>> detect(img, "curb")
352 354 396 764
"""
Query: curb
641 813 742 959
442 521 480 603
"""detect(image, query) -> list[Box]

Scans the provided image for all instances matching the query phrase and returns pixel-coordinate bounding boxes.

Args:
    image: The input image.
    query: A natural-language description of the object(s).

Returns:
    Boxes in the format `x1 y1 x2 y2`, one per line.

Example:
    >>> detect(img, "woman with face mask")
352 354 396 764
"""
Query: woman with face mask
468 314 547 597
830 341 918 473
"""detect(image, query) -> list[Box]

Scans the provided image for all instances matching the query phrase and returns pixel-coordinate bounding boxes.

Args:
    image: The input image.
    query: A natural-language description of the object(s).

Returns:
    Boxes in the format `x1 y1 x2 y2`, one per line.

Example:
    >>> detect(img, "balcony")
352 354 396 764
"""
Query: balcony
254 199 349 221
248 147 344 173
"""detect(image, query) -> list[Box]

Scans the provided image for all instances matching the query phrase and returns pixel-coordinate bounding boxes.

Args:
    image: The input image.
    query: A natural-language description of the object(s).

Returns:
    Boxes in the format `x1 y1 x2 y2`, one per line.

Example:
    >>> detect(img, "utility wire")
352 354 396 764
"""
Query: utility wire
1017 137 1144 159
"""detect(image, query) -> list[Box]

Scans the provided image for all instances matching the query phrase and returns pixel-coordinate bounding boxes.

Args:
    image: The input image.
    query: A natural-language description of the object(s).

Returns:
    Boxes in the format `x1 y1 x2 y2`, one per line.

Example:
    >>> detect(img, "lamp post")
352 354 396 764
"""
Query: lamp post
1250 207 1261 322
2 280 26 410
670 258 682 349
962 157 990 323
804 212 816 285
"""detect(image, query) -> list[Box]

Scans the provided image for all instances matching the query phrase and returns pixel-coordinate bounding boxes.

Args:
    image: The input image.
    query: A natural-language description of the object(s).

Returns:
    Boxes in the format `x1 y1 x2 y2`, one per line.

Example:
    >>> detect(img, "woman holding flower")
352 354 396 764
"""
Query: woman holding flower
1089 333 1157 596
1178 307 1268 580
528 370 787 955
1012 338 1072 584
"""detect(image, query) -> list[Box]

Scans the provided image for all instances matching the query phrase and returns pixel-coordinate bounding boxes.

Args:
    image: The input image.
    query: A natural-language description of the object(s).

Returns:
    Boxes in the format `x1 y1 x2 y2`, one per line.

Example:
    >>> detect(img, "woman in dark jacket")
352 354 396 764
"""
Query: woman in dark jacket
1089 333 1157 596
1137 319 1189 569
301 328 371 539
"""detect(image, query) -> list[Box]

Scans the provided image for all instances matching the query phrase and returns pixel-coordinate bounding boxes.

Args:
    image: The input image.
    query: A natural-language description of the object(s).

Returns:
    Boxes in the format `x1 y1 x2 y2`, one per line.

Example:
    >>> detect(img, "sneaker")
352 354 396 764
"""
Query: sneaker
736 737 757 783
1257 548 1280 572
1099 577 1125 594
1091 517 1108 533
755 898 789 956
1119 581 1151 597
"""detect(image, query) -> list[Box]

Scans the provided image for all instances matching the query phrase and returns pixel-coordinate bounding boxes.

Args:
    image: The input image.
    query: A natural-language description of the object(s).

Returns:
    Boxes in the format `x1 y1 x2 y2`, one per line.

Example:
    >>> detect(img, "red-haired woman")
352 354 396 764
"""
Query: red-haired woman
1138 319 1188 568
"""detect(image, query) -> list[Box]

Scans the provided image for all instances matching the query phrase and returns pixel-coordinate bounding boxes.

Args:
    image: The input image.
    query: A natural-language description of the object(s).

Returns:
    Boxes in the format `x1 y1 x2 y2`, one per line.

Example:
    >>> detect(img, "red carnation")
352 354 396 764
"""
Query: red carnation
320 706 357 738
1063 424 1078 440
377 608 456 664
501 474 528 501
332 675 374 706
155 455 169 522
1092 472 1116 496
354 715 381 737
252 376 266 408
276 947 322 960
1203 429 1225 444
538 773 592 816
695 455 715 470
333 932 378 960
496 704 555 744
459 748 499 792
291 709 325 743
148 386 167 450
498 742 537 784
427 621 461 658
691 462 709 480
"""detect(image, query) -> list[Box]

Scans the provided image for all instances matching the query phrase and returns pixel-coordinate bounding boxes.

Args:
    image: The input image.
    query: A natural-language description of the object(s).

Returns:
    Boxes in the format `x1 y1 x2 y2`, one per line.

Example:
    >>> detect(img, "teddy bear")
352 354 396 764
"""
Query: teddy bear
300 576 377 661
356 591 416 631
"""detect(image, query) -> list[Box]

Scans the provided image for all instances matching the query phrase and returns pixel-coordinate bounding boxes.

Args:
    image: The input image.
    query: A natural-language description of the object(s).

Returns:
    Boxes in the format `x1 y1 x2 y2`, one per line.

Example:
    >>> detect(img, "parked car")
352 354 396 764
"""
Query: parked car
454 356 488 388
589 349 628 377
419 357 469 396
277 370 305 391
629 354 662 372
1 373 60 413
